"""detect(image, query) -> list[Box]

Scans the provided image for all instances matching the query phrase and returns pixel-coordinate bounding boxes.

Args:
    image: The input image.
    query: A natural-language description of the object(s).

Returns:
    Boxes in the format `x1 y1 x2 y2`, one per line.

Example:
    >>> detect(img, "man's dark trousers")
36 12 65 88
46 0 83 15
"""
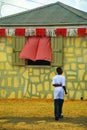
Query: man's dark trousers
54 99 64 119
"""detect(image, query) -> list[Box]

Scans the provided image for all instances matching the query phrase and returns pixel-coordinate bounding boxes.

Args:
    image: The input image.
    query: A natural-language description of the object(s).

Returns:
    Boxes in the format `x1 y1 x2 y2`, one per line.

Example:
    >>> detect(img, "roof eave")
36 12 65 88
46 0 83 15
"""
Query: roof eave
0 22 87 27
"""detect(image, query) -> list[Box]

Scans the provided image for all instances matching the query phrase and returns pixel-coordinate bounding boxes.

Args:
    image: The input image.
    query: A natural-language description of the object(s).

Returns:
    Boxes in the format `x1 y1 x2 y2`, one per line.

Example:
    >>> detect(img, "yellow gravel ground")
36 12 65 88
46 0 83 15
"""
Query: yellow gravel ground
0 99 87 130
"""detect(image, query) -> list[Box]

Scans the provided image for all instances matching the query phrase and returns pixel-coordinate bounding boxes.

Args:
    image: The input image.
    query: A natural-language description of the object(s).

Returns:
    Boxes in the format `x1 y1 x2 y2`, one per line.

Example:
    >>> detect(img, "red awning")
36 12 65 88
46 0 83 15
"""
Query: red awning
0 28 6 37
20 37 52 62
15 28 25 36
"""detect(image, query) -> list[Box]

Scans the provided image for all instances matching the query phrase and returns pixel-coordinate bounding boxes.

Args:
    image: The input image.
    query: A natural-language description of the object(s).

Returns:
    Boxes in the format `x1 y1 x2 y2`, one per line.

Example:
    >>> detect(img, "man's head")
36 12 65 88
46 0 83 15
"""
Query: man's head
56 67 63 75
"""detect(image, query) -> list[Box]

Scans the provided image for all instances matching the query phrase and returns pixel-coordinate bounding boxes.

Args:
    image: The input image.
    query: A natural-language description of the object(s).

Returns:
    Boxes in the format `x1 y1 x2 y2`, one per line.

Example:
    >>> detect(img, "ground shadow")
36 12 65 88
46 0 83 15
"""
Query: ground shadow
0 116 87 128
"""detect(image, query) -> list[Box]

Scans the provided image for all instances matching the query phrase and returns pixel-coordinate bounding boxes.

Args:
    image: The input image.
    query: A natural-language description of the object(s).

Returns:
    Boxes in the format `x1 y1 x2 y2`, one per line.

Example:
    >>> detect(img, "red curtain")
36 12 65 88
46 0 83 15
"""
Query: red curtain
78 28 86 36
36 37 52 61
55 28 66 37
15 28 25 36
20 37 52 62
0 28 6 37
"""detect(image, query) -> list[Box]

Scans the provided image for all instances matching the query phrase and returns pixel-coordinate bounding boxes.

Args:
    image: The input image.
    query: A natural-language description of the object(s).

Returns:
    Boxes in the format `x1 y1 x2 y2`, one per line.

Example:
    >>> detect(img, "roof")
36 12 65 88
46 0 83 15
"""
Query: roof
0 1 87 27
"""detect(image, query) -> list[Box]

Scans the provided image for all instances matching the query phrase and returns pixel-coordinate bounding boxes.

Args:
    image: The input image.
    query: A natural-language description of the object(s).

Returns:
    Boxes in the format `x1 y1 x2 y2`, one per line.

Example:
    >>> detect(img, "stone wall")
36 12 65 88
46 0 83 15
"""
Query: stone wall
63 37 87 99
0 36 87 99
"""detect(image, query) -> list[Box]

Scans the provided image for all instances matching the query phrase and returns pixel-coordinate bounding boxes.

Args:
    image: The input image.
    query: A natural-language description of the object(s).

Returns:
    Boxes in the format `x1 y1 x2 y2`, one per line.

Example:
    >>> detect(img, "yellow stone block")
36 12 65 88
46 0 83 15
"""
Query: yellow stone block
32 96 39 99
37 84 43 92
75 49 81 55
40 74 45 82
8 71 17 74
0 63 4 69
14 77 19 88
0 43 5 50
71 63 76 70
23 70 28 79
47 93 52 99
6 63 12 70
67 58 76 62
40 94 45 98
50 85 54 91
31 77 39 82
50 72 55 79
68 48 73 53
64 64 70 70
78 64 85 69
1 79 5 87
65 54 73 57
0 52 7 61
67 82 73 89
69 90 75 99
8 92 15 98
23 80 28 95
37 92 40 96
1 89 7 97
78 70 85 81
83 49 87 54
20 67 25 73
44 82 49 91
67 71 76 75
29 68 33 73
24 91 30 97
84 74 87 80
67 76 76 80
21 78 24 84
7 47 12 53
18 90 22 98
84 55 87 62
75 91 82 99
74 83 78 89
84 91 87 99
45 69 50 74
33 70 40 75
80 82 85 89
7 36 13 44
8 77 12 87
82 41 87 47
45 76 48 80
32 84 36 94
75 38 80 47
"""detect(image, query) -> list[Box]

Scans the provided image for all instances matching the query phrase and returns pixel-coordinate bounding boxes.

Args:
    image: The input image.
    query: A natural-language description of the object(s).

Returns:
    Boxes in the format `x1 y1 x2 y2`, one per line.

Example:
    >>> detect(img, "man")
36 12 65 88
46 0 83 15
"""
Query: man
52 67 67 121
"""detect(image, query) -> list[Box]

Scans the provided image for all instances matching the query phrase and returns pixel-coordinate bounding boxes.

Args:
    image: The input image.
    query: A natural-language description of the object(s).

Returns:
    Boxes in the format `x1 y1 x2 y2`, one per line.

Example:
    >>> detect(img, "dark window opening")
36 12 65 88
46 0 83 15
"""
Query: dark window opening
26 59 50 65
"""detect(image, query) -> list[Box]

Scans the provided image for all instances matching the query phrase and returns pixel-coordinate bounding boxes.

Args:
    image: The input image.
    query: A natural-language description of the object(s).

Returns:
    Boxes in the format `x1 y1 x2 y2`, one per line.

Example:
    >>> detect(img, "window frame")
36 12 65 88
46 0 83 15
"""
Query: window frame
12 36 63 67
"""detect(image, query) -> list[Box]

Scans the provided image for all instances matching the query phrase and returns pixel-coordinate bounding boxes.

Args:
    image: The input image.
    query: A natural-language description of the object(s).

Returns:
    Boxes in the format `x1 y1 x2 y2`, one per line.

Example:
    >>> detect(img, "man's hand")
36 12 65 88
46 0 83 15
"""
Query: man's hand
65 91 68 94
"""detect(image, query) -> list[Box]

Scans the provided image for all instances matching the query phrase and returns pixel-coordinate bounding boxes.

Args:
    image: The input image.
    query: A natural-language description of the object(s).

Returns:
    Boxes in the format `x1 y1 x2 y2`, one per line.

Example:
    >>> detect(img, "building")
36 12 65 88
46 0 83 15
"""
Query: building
0 2 87 99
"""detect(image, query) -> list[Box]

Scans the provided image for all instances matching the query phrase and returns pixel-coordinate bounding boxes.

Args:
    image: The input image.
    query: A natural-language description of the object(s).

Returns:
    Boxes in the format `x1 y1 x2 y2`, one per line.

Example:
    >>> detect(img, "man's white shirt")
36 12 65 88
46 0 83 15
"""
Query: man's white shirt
52 75 65 99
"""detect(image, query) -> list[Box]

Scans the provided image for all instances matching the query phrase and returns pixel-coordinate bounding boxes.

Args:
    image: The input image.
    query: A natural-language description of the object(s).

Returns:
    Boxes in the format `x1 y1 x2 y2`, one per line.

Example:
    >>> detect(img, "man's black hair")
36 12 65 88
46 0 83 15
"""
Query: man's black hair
56 67 63 75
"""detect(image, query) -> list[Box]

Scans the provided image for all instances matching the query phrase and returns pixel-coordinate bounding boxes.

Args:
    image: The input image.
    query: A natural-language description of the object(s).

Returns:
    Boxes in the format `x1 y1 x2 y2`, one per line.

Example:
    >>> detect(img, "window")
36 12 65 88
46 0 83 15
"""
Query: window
51 36 63 66
12 36 63 66
0 37 6 43
12 36 26 65
19 36 52 65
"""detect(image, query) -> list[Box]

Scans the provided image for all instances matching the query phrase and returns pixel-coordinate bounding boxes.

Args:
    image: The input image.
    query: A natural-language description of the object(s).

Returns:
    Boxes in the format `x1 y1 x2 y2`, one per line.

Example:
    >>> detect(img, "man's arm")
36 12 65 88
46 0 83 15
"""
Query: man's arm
63 86 67 94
